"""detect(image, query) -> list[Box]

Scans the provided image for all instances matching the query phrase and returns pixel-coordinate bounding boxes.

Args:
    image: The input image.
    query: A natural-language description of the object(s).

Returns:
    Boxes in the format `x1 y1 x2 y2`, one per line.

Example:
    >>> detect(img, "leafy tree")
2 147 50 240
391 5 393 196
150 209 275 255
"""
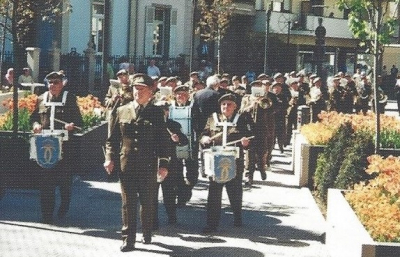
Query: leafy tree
196 0 235 74
0 0 71 133
337 0 398 62
0 0 71 75
337 0 399 152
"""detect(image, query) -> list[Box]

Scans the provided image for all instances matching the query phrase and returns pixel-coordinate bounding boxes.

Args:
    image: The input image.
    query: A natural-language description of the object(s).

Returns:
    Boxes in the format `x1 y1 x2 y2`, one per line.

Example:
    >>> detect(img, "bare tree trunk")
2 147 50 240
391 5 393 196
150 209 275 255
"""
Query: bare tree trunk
217 29 221 74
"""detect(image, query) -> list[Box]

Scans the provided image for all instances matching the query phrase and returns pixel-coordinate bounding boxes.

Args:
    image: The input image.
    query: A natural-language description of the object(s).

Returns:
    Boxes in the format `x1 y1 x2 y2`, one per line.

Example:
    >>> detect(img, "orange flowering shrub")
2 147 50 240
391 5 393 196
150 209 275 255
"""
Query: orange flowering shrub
301 111 400 147
300 122 335 145
76 94 103 115
76 94 105 130
0 94 105 131
0 94 38 131
2 94 38 114
345 155 400 242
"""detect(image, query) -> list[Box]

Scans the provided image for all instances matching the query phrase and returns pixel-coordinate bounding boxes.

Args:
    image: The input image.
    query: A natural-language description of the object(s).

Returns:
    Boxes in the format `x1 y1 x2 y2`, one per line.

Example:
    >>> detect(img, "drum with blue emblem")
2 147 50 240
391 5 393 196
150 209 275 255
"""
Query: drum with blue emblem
29 134 63 169
203 146 239 183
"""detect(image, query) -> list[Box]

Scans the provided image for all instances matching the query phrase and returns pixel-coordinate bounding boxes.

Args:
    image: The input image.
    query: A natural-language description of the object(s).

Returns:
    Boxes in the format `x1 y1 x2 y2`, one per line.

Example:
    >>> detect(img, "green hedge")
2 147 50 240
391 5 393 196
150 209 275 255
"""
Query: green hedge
314 122 374 200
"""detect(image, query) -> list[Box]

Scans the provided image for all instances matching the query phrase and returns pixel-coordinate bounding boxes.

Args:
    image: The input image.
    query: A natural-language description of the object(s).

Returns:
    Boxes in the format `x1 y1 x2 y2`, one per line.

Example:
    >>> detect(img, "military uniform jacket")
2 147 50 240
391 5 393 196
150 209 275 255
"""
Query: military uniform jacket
104 82 134 108
105 101 170 172
240 94 275 150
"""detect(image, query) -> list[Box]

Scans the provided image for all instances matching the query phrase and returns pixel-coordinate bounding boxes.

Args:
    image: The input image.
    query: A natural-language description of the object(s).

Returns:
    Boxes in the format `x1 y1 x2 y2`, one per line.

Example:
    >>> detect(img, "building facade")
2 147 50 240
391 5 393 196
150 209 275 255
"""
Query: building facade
55 0 194 60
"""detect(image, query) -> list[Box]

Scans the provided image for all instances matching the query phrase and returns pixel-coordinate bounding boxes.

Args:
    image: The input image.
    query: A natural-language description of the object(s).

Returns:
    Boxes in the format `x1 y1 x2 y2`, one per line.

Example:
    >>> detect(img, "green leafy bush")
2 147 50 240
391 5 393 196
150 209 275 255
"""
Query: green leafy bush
334 130 374 189
0 108 32 132
380 129 400 149
314 122 354 200
314 122 375 201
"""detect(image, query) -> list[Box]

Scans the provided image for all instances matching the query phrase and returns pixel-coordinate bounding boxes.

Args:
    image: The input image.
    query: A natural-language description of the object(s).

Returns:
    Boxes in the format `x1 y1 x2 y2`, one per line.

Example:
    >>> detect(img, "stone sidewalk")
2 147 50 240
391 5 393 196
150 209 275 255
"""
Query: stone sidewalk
0 145 329 257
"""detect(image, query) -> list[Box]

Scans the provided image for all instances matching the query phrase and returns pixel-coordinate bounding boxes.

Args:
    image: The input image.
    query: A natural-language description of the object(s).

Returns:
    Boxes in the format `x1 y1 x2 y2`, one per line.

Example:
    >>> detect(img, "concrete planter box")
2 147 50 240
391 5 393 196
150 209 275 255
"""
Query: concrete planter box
74 121 107 173
326 188 400 257
0 121 107 189
292 131 326 188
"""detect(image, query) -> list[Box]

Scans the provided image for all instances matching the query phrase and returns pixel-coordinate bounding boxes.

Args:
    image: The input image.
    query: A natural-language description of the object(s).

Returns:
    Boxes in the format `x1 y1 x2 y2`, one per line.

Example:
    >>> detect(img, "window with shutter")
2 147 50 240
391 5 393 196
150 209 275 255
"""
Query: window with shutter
144 5 172 58
169 9 177 57
144 6 155 57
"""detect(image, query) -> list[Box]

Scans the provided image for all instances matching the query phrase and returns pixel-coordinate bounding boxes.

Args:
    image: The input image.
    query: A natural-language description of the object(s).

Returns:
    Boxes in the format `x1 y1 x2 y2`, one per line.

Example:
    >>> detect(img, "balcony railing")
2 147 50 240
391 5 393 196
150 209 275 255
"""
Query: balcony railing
255 10 354 39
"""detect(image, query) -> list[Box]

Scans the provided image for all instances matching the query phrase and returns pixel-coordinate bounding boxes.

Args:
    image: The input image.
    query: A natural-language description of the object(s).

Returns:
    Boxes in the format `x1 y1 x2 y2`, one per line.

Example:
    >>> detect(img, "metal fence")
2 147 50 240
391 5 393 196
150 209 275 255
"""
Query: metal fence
1 51 190 96
107 55 189 79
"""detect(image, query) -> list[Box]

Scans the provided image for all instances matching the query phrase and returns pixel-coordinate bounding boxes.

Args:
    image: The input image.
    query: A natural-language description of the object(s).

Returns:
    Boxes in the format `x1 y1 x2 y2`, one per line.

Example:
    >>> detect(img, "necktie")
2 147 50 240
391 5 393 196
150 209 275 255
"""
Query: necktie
137 105 143 116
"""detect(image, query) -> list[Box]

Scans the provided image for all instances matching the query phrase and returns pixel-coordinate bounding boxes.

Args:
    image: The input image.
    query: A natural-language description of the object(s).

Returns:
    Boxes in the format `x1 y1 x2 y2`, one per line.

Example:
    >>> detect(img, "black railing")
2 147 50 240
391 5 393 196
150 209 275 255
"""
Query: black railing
2 51 189 96
60 52 89 96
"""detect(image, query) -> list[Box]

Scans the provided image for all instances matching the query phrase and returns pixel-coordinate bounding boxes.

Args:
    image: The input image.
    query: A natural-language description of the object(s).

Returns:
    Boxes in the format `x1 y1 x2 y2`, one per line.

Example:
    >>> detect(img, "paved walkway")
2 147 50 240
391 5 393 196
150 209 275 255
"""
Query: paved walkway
0 143 329 257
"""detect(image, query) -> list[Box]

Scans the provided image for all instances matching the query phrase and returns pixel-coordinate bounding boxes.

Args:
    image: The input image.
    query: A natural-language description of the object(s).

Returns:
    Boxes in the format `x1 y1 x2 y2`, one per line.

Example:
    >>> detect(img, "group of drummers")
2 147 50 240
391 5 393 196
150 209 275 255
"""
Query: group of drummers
28 67 387 252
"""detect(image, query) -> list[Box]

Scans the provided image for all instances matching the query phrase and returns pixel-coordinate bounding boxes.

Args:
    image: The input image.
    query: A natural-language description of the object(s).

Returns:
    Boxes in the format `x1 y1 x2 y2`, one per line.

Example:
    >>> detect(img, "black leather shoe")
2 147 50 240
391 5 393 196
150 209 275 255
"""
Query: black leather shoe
120 240 135 252
202 226 217 233
244 177 253 186
141 236 151 244
260 171 267 181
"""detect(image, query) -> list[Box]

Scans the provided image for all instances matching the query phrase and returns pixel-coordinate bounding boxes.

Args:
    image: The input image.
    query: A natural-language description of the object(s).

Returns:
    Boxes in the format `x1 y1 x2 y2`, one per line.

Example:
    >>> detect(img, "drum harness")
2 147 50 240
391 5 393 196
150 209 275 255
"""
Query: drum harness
43 91 69 141
213 112 240 147
169 101 195 159
30 91 69 168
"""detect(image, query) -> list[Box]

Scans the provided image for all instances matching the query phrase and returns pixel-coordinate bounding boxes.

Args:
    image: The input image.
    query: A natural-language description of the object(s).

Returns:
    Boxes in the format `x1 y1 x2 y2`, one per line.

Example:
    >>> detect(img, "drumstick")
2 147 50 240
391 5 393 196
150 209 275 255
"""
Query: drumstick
102 146 106 157
54 118 83 130
166 128 174 136
225 136 255 146
210 132 223 140
107 96 121 115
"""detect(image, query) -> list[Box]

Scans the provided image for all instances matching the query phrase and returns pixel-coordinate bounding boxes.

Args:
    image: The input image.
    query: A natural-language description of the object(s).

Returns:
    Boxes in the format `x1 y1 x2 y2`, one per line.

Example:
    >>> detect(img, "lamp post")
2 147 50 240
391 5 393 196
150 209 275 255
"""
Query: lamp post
314 17 326 77
189 0 198 72
263 2 272 74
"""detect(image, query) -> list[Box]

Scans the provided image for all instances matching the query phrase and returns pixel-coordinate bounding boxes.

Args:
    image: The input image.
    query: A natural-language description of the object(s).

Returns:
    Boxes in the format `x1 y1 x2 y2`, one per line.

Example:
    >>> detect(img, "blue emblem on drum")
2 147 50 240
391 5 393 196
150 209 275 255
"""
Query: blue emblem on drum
214 154 236 183
35 136 61 169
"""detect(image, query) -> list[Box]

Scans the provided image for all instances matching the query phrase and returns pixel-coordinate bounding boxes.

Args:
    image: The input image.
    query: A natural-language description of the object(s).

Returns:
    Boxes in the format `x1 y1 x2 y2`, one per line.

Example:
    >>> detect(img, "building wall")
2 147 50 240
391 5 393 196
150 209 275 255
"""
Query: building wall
65 0 91 54
136 0 192 58
62 0 192 58
110 0 130 55
383 45 400 70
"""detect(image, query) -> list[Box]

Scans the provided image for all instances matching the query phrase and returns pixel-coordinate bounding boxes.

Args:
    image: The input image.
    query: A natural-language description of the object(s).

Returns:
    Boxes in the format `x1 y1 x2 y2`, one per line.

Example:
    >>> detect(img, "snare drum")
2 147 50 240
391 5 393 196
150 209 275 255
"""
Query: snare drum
203 146 239 183
30 134 63 169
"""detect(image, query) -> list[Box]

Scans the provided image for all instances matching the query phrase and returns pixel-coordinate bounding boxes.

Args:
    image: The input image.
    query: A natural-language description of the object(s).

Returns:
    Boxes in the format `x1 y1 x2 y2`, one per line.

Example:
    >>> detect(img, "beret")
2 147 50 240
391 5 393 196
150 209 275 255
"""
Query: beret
45 71 64 80
174 84 190 92
250 80 263 86
132 74 153 87
116 69 128 76
218 93 237 104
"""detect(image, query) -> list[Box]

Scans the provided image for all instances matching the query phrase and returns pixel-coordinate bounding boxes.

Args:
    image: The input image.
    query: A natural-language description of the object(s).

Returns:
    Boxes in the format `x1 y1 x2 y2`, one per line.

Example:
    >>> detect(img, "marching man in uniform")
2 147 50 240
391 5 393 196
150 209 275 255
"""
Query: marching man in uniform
200 93 253 233
30 71 83 224
104 69 134 134
240 80 275 186
169 84 201 206
103 74 171 252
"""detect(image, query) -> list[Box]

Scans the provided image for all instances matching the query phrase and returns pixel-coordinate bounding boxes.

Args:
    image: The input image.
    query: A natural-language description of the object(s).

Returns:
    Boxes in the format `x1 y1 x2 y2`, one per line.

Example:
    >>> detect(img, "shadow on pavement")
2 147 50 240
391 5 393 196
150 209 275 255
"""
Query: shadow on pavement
0 167 323 254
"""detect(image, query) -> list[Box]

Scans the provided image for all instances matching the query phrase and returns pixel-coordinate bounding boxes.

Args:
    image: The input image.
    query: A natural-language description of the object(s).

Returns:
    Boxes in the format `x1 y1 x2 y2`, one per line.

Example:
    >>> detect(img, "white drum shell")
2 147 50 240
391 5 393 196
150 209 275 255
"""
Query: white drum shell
169 104 193 159
203 146 239 181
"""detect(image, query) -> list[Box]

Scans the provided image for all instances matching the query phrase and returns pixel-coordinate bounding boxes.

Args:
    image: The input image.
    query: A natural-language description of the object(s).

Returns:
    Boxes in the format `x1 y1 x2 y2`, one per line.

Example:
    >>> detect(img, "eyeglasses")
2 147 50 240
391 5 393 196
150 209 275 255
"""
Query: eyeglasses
48 79 62 85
